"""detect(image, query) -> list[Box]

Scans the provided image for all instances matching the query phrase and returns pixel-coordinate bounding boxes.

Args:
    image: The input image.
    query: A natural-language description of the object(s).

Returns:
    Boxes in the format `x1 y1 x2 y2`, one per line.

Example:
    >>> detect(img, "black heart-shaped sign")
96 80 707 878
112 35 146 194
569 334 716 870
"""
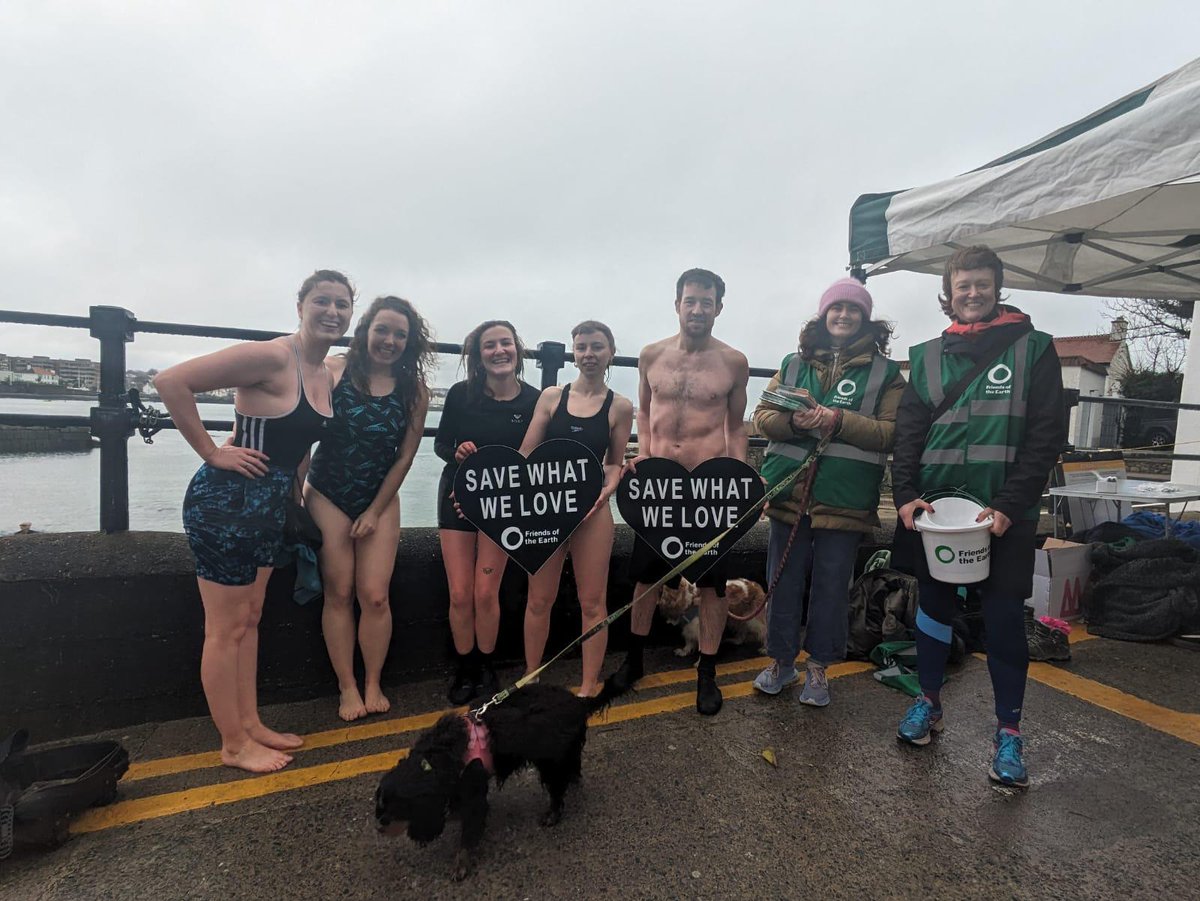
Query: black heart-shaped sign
616 457 765 581
453 439 604 574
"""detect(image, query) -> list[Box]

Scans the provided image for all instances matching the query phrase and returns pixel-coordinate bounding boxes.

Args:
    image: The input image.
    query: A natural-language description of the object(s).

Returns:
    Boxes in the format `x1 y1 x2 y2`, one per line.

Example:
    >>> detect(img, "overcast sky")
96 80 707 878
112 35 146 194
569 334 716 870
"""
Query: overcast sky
2 1 1196 399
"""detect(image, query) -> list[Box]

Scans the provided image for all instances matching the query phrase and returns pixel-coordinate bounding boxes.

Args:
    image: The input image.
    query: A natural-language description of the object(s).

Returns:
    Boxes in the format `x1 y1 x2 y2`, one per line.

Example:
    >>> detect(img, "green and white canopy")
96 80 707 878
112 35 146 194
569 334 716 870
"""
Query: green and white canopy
849 57 1200 300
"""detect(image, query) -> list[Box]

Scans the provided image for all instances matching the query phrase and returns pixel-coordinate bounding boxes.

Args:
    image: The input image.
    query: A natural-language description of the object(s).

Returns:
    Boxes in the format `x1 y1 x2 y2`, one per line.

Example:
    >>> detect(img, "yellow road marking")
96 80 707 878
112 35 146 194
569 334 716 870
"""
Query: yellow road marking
628 653 787 691
1026 662 1200 747
1068 625 1096 645
591 661 873 726
74 749 410 834
126 709 452 782
127 654 793 782
126 631 1100 782
74 662 875 834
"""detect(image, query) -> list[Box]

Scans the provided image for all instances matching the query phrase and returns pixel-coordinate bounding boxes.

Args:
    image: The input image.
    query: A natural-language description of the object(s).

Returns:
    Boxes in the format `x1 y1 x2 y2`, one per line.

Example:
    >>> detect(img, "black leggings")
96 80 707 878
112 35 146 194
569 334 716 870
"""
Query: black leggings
915 579 1028 724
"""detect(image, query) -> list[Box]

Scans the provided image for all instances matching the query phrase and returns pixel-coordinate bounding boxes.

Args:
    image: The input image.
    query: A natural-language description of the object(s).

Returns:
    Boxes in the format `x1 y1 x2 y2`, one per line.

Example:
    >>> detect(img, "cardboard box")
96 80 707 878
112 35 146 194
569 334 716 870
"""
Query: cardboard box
1026 538 1091 620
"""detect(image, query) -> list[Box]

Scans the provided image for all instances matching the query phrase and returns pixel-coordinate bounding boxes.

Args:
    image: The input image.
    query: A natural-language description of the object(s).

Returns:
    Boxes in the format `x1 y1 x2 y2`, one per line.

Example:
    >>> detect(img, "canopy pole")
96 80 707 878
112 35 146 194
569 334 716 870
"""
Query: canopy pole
1170 321 1200 495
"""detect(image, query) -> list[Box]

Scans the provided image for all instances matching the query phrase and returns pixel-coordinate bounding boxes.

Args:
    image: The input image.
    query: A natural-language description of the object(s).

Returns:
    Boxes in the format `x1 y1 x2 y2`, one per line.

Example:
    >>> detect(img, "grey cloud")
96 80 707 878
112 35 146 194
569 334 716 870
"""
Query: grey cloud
2 1 1193 376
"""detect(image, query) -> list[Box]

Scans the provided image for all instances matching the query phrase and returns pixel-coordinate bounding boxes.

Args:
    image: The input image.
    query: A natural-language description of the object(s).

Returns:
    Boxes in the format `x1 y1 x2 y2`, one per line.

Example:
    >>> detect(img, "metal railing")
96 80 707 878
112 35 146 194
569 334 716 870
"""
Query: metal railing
1068 392 1200 459
0 306 779 532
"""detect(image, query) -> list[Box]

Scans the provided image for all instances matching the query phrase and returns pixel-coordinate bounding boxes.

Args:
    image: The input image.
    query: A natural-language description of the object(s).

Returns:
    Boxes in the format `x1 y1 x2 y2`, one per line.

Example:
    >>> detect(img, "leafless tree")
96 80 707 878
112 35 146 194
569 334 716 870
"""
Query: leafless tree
1103 297 1192 371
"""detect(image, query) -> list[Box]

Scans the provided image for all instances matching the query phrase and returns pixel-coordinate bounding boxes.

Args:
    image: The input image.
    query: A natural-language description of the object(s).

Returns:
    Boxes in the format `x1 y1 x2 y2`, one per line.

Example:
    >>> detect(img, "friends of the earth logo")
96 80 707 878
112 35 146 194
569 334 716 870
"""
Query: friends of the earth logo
934 544 990 566
616 457 765 581
453 440 603 573
828 378 858 407
984 362 1014 397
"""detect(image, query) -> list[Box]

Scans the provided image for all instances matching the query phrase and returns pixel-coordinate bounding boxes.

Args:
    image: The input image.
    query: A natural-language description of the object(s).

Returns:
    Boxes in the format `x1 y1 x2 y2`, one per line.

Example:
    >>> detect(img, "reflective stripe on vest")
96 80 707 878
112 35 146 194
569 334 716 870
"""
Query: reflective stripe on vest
910 331 1048 517
761 352 895 511
764 353 889 462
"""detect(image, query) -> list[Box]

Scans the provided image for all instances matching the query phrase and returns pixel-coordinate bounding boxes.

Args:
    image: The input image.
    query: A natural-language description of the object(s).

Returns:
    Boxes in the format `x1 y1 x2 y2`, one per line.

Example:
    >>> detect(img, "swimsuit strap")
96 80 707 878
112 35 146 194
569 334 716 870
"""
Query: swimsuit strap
289 338 305 406
289 336 334 415
556 383 613 421
549 382 572 425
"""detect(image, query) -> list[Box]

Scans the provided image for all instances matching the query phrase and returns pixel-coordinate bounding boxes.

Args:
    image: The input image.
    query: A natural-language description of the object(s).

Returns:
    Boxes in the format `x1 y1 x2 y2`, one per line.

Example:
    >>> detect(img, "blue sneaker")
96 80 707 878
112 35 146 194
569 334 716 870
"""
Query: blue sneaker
897 696 944 746
753 661 799 695
989 729 1029 787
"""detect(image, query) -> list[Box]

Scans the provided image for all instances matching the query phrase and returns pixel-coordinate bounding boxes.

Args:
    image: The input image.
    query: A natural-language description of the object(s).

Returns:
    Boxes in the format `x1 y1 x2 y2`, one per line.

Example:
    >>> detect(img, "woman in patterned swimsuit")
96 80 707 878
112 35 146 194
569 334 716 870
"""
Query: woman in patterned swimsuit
155 270 352 774
519 321 633 696
305 296 435 722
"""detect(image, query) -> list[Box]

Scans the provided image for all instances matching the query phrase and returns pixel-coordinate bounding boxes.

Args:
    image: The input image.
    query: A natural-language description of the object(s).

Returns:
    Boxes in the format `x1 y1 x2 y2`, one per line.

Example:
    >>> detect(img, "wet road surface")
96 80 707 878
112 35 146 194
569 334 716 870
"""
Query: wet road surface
3 629 1199 900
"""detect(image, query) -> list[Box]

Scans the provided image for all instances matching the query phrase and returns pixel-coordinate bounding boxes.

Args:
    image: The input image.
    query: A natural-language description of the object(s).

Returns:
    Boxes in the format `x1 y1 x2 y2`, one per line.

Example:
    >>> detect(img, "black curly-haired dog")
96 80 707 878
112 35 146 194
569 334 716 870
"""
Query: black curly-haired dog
375 676 626 880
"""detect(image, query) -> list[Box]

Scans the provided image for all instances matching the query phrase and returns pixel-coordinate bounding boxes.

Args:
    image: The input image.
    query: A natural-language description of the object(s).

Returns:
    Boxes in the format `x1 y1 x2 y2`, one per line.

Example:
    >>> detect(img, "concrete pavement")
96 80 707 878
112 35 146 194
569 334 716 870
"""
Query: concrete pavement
2 632 1199 900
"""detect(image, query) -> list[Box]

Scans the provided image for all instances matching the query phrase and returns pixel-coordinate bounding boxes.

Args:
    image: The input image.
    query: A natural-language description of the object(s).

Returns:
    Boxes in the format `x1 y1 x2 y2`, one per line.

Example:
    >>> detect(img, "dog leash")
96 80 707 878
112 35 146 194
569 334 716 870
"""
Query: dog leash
725 426 835 624
469 432 833 718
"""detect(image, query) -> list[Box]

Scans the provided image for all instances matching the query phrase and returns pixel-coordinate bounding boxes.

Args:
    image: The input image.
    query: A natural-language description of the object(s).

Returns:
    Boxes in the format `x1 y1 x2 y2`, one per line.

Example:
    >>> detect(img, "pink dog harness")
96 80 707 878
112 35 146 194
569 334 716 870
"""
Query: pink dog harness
463 716 494 774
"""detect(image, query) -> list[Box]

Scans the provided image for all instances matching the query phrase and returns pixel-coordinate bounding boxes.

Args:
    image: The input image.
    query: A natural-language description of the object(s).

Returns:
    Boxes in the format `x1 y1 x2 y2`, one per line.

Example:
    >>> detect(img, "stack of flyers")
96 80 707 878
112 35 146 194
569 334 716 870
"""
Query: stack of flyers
759 385 815 410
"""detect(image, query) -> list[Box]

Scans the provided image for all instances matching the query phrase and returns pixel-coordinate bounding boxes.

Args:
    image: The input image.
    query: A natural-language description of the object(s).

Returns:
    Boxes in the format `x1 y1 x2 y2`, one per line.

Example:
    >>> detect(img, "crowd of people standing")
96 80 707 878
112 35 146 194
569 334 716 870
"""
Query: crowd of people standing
157 249 1064 789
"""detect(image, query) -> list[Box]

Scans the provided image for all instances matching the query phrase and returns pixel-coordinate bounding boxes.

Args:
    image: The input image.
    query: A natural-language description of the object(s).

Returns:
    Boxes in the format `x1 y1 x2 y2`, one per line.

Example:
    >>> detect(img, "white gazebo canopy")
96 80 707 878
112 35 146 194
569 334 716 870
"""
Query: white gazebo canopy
848 57 1200 484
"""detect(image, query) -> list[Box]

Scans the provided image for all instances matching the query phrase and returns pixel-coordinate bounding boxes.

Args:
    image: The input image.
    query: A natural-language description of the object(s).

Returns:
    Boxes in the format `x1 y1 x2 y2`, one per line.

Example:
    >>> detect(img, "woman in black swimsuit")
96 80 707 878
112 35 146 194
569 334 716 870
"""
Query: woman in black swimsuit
305 296 434 722
435 320 540 704
155 270 352 774
519 321 633 696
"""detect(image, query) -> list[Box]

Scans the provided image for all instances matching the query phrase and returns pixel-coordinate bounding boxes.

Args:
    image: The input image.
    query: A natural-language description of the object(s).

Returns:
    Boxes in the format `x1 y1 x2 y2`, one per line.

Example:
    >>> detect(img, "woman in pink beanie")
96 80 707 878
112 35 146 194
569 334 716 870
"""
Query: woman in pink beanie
751 277 905 706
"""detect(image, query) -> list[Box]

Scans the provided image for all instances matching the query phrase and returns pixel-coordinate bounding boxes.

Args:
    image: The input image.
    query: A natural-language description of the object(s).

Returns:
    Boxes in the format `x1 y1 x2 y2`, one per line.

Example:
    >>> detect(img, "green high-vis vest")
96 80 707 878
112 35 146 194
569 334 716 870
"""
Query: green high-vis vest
907 330 1052 520
761 352 899 511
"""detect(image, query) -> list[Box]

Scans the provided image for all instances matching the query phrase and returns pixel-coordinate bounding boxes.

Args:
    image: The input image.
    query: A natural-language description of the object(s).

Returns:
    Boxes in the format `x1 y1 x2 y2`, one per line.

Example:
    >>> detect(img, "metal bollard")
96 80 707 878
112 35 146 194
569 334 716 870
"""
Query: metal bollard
536 340 567 391
89 306 137 533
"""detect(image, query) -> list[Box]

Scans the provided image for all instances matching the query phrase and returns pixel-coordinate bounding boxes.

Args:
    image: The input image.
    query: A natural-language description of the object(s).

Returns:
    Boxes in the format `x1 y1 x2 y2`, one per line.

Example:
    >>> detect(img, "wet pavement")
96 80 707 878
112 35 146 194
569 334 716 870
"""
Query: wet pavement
3 632 1199 900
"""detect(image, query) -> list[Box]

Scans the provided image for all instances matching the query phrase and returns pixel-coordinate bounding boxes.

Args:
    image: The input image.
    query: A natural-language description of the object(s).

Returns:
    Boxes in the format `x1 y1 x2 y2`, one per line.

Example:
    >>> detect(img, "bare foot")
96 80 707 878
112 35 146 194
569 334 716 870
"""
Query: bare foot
220 740 292 774
576 682 602 698
363 685 391 715
246 723 304 750
339 687 369 722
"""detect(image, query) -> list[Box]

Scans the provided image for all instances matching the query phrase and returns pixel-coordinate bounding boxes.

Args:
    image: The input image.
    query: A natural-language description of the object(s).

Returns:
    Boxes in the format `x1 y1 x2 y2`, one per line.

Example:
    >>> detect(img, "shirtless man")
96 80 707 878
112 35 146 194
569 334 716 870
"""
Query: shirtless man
614 268 750 715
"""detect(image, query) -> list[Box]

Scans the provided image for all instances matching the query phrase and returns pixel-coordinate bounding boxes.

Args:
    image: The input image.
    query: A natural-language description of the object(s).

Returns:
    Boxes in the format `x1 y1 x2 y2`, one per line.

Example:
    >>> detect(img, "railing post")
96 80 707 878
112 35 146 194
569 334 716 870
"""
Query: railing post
536 341 566 390
89 306 136 533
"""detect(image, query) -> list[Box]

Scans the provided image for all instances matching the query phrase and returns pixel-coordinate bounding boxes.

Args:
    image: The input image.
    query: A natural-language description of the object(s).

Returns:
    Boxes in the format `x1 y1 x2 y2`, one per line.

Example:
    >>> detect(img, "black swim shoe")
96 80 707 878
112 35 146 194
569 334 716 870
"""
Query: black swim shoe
447 655 477 706
610 652 645 693
696 670 723 716
476 663 500 700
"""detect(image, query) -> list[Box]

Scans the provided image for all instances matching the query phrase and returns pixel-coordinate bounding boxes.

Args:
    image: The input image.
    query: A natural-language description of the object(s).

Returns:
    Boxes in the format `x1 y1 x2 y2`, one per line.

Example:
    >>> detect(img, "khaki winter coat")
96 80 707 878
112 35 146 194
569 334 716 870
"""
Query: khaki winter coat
752 332 905 534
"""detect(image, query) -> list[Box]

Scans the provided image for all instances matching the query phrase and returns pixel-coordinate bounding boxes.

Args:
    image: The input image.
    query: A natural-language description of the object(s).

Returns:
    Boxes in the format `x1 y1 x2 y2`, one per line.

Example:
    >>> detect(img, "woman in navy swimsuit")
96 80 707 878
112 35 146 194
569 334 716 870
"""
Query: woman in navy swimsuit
435 320 540 703
519 321 633 696
155 270 352 774
305 296 434 722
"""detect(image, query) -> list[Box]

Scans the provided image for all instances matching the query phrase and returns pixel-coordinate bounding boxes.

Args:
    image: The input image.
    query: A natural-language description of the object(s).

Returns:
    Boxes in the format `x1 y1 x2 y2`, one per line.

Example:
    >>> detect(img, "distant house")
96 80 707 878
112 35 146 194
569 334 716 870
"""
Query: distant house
1053 319 1131 448
3 365 61 385
894 319 1131 448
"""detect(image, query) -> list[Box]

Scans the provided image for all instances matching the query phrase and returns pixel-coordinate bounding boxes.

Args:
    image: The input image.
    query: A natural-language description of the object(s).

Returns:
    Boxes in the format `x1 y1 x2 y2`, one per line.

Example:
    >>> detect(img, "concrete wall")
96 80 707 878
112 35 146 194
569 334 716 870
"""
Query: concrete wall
0 525 787 741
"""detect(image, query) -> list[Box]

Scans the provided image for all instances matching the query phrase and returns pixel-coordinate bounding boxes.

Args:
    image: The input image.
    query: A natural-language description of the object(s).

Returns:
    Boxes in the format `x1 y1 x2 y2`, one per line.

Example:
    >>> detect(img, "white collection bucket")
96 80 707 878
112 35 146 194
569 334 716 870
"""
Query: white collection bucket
914 496 993 584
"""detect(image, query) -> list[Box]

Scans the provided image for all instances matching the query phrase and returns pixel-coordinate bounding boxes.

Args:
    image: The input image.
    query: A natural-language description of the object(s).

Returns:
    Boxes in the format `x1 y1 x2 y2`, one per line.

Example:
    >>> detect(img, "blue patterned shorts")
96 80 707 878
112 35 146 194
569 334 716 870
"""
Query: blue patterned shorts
182 464 292 586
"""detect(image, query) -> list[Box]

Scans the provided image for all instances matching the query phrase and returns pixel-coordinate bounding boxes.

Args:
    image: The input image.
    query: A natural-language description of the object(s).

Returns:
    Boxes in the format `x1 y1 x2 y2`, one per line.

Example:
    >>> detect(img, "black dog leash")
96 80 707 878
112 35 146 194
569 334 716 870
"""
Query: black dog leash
469 431 834 718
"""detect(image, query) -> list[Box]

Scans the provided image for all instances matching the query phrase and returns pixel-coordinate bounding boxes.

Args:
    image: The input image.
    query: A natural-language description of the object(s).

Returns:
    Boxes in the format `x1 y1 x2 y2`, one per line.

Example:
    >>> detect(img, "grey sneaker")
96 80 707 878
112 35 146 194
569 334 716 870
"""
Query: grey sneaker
753 661 799 695
798 663 830 707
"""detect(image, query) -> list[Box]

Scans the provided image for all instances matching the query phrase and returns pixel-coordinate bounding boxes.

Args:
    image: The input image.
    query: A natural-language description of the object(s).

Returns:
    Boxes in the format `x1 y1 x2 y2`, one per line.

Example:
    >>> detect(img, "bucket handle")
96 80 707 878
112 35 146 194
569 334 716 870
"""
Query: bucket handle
914 487 994 527
920 487 989 507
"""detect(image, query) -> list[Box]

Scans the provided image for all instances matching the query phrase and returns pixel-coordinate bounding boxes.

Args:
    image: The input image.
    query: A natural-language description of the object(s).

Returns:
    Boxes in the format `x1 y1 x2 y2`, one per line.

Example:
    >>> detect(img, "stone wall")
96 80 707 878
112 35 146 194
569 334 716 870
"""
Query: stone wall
0 525 789 740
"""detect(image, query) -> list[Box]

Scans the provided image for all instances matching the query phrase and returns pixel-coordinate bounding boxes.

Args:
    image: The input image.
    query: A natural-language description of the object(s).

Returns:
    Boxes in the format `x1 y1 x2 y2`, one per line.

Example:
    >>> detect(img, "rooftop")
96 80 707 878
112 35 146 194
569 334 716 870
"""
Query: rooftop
1052 334 1123 365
